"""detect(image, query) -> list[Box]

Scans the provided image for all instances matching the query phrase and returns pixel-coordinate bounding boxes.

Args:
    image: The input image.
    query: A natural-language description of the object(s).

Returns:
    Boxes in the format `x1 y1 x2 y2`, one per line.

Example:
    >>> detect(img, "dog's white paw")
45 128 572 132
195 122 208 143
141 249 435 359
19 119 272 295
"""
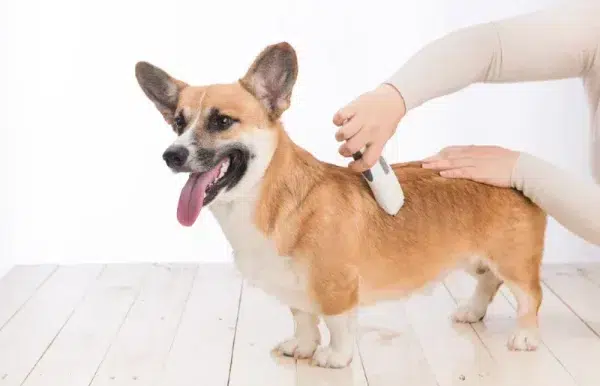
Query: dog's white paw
310 346 353 369
451 304 486 323
274 337 319 359
507 329 539 351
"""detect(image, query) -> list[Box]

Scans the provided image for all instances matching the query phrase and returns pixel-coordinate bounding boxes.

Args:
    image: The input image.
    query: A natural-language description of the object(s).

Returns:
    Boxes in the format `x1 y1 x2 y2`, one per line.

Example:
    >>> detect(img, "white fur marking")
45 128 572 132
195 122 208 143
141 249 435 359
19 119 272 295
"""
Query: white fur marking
452 269 500 323
172 123 197 149
275 310 320 359
506 284 540 350
311 310 356 368
170 93 207 166
210 190 316 313
213 128 277 201
508 328 539 351
187 92 206 129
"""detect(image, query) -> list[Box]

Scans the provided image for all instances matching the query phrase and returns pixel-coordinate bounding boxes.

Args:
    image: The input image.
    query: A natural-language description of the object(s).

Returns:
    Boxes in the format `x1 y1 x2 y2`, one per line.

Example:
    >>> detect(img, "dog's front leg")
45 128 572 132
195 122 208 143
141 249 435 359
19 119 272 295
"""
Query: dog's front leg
309 266 358 369
311 309 357 369
275 308 321 359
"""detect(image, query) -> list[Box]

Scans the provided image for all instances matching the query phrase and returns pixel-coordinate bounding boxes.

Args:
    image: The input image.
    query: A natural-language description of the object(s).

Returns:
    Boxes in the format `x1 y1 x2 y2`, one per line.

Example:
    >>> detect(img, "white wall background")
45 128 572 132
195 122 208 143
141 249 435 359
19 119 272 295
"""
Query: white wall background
0 0 597 272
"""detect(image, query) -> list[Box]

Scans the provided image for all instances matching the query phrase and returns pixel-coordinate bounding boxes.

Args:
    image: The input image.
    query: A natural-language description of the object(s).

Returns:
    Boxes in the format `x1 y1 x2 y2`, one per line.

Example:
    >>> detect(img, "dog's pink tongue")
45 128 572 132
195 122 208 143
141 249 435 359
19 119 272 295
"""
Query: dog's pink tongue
176 162 224 227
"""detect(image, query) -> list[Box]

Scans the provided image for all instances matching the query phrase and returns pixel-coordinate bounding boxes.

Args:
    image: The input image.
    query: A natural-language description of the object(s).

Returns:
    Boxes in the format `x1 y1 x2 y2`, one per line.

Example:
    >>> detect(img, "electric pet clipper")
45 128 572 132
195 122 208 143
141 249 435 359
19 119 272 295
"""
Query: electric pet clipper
352 150 404 215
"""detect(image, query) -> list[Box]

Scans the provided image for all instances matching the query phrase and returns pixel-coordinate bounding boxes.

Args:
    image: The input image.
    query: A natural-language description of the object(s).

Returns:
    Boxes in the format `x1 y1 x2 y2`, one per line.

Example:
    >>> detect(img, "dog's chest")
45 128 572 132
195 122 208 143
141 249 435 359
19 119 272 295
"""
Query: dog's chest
210 200 314 311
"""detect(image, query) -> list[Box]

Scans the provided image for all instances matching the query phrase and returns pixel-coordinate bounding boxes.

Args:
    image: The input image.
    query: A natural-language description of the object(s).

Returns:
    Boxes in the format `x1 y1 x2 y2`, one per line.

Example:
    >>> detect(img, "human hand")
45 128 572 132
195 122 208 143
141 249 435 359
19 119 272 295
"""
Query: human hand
333 84 406 172
421 145 521 188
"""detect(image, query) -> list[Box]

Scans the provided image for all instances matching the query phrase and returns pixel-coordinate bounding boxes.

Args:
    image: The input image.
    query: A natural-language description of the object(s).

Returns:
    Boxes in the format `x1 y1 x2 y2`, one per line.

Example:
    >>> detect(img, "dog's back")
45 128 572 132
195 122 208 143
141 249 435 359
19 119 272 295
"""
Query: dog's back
308 159 547 293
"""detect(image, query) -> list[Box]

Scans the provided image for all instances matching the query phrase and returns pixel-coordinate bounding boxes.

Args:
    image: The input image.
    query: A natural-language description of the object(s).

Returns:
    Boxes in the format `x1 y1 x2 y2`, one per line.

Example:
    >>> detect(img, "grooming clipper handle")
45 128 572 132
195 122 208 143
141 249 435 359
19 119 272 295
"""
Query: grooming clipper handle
352 152 405 215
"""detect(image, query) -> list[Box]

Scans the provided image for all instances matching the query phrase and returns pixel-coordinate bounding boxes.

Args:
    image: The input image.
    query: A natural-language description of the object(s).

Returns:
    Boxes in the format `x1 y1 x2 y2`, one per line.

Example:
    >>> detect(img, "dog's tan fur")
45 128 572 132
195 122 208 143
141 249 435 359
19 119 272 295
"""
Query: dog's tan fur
135 42 547 368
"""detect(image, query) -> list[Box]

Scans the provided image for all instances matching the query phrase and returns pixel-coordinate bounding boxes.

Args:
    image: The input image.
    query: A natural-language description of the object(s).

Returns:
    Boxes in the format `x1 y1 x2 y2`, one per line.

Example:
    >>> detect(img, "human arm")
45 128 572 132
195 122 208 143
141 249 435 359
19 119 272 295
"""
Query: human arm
511 152 600 246
388 1 600 110
334 1 600 170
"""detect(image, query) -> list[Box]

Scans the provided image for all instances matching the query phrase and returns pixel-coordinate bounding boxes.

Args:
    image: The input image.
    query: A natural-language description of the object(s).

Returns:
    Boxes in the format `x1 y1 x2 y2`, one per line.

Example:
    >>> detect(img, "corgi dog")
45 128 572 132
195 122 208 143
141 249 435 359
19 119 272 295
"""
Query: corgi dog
135 42 547 369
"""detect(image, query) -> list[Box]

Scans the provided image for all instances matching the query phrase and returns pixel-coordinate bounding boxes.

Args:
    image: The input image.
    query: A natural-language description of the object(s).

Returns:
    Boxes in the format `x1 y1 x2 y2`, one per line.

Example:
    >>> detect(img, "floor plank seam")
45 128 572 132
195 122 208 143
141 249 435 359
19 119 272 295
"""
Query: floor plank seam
20 265 107 386
156 265 200 378
0 265 59 333
86 265 151 386
226 279 244 386
540 279 600 340
442 282 495 361
401 300 445 386
533 282 586 382
355 337 369 386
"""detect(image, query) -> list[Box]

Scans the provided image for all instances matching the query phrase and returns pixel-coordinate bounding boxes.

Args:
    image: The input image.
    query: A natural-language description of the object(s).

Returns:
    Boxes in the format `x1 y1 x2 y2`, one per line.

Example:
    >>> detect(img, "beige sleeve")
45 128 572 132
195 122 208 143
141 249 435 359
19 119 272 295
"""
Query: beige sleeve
386 1 600 110
511 153 600 246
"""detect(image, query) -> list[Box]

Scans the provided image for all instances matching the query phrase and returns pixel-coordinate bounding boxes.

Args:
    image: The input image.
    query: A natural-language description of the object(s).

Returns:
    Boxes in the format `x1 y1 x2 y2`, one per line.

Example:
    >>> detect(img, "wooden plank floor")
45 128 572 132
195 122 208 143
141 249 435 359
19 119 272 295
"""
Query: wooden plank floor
1 263 600 385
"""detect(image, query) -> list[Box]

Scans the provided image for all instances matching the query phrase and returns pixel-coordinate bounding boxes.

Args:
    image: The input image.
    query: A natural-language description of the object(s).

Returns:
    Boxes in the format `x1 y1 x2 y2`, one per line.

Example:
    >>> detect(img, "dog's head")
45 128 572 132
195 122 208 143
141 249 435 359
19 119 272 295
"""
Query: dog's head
135 42 298 226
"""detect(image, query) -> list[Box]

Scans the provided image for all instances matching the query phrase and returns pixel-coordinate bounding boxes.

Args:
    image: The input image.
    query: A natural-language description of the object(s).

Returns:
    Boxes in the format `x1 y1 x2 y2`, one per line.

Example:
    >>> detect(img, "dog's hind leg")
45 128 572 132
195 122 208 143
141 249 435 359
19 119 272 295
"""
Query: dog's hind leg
492 250 543 351
503 273 542 351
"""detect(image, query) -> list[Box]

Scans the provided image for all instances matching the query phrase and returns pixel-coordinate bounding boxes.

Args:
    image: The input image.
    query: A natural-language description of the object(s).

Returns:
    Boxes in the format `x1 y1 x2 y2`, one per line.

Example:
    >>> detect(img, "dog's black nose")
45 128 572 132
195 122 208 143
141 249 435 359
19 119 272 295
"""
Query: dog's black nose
163 146 189 169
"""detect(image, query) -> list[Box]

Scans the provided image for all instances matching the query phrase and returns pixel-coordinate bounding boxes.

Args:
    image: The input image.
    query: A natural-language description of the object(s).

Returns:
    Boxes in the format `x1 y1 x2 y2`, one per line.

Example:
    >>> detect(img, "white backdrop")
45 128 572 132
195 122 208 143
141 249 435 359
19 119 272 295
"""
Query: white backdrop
0 0 597 273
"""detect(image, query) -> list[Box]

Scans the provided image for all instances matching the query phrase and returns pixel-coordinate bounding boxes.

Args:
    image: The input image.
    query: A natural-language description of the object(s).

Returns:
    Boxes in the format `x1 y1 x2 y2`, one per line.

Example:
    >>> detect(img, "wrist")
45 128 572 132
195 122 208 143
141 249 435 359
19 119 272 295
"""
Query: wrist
509 151 525 190
378 83 407 115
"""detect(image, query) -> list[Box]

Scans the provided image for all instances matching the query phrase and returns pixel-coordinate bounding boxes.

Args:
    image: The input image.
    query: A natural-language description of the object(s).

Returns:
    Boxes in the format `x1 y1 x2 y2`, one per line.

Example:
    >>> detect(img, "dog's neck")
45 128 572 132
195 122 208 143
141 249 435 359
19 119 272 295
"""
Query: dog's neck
244 125 323 236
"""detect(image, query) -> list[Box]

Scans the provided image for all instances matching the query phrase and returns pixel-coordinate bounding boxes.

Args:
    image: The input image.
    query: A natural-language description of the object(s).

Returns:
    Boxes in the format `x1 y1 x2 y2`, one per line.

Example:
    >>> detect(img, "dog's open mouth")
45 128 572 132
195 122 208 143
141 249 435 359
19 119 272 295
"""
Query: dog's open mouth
176 149 247 227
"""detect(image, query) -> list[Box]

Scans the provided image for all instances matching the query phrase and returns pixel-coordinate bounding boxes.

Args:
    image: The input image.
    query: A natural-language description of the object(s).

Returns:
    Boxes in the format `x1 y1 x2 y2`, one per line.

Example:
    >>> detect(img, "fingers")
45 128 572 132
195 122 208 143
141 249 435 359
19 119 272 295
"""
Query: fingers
438 167 474 179
339 126 370 157
335 117 362 142
333 89 403 172
437 167 502 187
348 141 384 172
420 145 515 188
422 157 474 170
333 105 357 127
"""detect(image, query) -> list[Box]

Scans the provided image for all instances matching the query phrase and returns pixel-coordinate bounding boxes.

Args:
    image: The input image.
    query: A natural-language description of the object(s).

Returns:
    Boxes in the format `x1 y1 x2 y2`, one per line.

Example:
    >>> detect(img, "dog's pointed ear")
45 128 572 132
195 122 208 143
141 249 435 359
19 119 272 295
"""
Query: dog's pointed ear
135 61 187 125
239 42 298 120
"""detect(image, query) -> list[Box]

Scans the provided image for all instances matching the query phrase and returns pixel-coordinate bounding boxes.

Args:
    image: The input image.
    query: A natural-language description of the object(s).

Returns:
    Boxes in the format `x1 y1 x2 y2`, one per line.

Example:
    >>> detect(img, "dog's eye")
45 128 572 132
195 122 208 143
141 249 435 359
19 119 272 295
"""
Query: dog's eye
174 113 186 132
219 116 232 127
208 112 238 132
